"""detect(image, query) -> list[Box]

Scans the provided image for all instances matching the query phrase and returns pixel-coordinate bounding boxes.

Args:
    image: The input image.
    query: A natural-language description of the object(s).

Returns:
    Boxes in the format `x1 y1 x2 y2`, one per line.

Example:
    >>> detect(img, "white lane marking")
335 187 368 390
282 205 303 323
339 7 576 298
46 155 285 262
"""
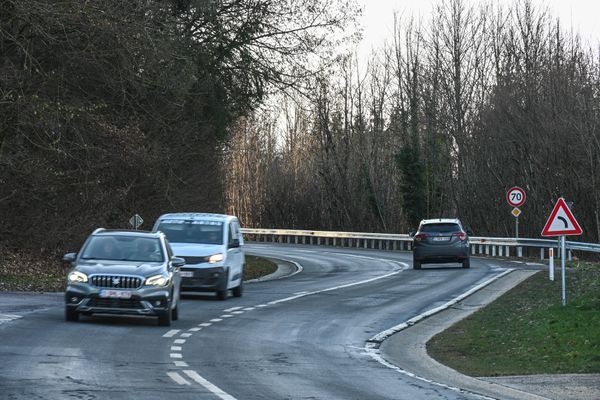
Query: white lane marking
0 314 21 321
171 346 182 351
224 306 242 312
162 329 180 338
364 269 516 400
174 361 189 367
189 327 202 332
256 304 268 308
199 322 212 327
170 353 183 359
242 307 255 311
180 333 192 338
365 345 496 400
174 339 186 344
210 318 223 322
220 314 234 318
183 370 237 400
368 269 514 343
167 371 190 385
266 264 406 306
294 291 309 295
232 311 244 315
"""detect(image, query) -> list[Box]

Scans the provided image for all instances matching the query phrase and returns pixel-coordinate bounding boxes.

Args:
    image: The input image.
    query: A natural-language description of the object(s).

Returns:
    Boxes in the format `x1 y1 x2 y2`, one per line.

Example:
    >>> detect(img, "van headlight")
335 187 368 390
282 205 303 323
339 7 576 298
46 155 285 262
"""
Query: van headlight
68 271 88 283
207 253 224 263
145 275 169 286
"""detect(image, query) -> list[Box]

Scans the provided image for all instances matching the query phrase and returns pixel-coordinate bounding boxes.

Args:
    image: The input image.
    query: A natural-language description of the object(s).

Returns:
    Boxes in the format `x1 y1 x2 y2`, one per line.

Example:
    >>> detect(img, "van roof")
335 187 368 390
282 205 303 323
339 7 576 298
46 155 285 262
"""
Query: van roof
157 213 237 223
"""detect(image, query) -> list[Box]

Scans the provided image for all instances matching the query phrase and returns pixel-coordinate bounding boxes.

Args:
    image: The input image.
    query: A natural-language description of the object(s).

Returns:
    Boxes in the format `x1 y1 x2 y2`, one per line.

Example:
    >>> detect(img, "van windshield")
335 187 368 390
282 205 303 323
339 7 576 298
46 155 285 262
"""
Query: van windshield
157 220 224 245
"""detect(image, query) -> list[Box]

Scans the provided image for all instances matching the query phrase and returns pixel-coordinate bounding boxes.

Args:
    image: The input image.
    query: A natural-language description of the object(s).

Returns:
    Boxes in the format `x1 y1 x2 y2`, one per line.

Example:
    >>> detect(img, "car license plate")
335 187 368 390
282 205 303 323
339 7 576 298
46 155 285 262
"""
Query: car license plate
432 237 449 241
99 289 132 299
180 271 194 278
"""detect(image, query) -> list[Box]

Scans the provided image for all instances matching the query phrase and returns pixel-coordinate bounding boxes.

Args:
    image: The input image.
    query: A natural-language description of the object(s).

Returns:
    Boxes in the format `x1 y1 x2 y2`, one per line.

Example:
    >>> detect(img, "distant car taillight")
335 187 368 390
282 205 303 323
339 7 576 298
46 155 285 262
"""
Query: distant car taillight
453 232 467 241
415 233 428 241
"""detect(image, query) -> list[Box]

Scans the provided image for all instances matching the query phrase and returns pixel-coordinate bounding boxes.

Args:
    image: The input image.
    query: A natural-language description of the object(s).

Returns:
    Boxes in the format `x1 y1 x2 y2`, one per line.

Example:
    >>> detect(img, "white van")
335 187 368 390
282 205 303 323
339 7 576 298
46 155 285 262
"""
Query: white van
152 213 244 300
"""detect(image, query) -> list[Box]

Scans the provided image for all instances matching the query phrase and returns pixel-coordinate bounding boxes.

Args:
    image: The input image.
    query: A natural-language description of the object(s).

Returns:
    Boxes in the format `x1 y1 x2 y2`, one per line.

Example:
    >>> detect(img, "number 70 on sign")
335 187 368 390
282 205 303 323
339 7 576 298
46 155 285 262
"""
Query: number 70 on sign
507 187 526 207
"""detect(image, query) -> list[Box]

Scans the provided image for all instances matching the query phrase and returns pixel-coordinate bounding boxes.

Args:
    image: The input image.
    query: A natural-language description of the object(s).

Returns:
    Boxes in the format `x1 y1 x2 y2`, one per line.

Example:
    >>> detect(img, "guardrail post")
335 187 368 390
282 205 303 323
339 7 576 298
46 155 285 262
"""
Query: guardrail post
485 245 489 255
540 248 545 260
517 246 522 257
492 246 496 257
505 246 510 257
568 250 572 261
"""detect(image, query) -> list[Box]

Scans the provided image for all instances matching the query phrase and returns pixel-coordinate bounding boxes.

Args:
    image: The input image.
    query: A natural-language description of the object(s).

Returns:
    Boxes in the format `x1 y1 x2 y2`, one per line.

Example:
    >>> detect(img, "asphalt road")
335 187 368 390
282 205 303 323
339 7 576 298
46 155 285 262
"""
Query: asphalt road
0 244 512 400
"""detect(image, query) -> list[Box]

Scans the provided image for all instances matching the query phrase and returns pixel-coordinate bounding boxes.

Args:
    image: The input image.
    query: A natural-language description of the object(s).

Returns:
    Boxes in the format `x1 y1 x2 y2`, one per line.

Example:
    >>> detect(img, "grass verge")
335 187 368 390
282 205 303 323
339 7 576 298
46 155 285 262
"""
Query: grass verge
427 262 600 376
244 255 278 280
0 250 278 292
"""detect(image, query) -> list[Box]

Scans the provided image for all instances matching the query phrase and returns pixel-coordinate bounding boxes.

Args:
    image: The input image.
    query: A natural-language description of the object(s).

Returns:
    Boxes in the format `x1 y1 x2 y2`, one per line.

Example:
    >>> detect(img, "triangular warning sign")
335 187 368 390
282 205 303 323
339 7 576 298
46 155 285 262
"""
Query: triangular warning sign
541 198 582 236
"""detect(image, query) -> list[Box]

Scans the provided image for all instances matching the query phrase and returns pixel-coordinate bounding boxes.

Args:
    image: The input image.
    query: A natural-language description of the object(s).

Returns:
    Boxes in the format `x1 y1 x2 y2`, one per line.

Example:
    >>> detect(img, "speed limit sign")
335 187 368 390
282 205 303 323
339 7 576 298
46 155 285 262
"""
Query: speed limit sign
507 187 526 207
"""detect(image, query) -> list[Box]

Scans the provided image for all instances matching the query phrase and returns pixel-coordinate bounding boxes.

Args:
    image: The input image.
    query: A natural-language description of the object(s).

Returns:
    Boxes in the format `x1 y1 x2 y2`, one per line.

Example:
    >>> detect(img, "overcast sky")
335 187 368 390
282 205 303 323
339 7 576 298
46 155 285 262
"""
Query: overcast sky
357 0 600 59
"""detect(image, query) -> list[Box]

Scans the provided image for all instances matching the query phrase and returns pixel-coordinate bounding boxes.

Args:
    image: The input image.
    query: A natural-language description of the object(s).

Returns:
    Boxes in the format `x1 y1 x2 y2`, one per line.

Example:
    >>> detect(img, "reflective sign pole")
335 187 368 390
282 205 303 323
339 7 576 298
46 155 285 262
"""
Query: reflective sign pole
549 248 554 281
561 235 567 306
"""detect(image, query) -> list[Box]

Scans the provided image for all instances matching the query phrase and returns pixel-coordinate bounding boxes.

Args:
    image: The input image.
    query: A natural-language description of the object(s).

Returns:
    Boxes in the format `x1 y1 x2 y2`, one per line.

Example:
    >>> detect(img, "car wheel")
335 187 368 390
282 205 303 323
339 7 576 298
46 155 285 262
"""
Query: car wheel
462 258 471 269
158 309 172 326
413 258 421 270
216 289 227 301
65 307 79 322
232 280 243 298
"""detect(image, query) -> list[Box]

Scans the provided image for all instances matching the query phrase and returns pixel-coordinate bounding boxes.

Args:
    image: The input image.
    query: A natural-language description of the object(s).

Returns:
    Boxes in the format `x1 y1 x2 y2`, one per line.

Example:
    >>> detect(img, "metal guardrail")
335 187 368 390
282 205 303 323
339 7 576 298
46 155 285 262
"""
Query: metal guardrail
241 228 600 259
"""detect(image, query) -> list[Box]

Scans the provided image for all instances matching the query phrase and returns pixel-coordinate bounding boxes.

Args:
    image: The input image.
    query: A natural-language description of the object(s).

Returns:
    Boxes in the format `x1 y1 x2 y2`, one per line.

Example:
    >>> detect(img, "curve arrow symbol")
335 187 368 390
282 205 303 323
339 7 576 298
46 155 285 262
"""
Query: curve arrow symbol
557 216 568 228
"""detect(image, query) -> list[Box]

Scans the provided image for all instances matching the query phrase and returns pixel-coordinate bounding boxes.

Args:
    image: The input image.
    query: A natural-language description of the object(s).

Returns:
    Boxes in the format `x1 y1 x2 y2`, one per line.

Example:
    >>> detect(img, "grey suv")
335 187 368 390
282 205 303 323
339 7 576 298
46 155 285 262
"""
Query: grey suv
64 229 184 326
411 219 471 269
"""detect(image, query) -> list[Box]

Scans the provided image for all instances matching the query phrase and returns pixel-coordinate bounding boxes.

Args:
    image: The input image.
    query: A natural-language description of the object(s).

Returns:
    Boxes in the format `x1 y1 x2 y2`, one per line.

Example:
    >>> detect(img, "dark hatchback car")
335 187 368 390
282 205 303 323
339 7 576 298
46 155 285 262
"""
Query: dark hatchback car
411 219 471 269
64 229 184 326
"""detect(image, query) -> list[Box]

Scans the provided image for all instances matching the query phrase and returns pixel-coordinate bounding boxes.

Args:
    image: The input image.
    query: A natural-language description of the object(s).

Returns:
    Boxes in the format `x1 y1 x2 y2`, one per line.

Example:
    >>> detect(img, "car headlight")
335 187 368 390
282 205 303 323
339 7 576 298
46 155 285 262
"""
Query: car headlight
207 253 224 263
68 271 88 283
146 274 169 287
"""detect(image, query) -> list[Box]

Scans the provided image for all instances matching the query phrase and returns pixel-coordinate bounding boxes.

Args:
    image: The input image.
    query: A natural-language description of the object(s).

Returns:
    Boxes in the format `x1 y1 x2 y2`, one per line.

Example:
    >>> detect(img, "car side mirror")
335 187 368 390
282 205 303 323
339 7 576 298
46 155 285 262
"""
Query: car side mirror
171 257 185 268
466 228 474 236
408 231 416 237
229 239 240 249
63 253 77 263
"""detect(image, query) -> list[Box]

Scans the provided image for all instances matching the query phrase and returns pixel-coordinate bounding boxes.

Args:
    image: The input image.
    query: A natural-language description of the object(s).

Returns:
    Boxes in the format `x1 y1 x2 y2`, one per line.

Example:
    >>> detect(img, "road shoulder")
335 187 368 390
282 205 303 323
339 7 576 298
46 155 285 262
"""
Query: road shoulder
379 269 600 400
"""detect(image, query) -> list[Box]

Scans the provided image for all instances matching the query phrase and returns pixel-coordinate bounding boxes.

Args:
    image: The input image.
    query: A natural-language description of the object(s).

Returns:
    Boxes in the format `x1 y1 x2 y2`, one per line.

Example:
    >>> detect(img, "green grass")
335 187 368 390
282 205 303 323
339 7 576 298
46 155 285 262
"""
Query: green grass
0 250 278 292
427 262 600 376
244 255 278 280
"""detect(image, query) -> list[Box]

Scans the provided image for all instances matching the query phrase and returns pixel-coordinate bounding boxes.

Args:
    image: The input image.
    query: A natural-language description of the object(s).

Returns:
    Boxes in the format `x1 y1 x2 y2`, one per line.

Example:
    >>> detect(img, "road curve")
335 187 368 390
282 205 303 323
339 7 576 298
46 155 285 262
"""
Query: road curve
0 244 512 400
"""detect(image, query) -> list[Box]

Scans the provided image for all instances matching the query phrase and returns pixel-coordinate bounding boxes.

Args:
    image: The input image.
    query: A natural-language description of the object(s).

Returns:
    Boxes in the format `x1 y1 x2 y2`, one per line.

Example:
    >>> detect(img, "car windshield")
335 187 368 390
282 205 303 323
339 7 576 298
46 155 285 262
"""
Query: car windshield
420 223 462 233
80 236 164 262
156 220 224 245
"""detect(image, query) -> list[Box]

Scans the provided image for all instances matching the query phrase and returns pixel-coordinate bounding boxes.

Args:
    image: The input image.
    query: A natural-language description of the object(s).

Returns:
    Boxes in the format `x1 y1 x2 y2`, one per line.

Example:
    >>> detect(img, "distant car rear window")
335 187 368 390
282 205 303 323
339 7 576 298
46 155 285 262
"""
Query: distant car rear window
420 223 462 233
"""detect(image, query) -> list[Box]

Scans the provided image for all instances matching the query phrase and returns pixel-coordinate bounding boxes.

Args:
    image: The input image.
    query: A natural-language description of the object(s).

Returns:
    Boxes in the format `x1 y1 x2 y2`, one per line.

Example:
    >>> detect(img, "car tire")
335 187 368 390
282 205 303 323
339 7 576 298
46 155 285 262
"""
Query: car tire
216 289 227 301
413 258 421 270
158 309 172 326
462 258 471 269
232 280 243 298
65 308 79 322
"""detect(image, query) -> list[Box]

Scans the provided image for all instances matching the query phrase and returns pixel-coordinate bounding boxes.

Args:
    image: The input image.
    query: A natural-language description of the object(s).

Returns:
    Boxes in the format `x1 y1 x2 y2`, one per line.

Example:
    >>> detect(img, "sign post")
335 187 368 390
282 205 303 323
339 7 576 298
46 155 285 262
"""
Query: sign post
541 198 582 306
549 248 554 281
507 187 526 239
129 214 144 230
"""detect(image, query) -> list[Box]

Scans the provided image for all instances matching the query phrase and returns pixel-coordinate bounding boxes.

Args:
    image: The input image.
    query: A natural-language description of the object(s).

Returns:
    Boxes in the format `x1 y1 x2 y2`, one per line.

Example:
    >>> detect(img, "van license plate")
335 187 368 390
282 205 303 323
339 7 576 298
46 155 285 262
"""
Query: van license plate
99 290 132 299
180 271 194 278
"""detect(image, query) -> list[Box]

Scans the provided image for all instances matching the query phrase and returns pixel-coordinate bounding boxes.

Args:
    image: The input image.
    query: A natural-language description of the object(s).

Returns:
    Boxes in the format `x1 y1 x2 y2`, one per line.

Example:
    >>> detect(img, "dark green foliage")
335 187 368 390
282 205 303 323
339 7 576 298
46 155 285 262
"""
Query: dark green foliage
395 145 426 228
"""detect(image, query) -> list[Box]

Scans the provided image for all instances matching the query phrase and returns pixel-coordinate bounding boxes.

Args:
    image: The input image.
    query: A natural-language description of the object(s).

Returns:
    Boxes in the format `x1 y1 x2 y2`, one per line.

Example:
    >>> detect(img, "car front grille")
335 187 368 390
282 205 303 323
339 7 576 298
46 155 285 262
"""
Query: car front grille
88 298 143 309
90 275 142 289
178 256 206 265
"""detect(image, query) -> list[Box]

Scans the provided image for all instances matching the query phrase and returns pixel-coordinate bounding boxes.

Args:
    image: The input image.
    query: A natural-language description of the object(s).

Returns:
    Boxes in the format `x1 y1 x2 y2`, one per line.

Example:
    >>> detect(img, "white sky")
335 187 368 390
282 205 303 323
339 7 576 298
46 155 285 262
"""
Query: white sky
357 0 600 59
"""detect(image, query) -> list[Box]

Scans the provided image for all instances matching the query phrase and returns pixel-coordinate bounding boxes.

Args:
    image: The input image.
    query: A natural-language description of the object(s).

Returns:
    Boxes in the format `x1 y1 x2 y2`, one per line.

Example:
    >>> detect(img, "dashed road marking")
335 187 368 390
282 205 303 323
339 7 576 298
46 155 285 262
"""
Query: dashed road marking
171 346 182 351
174 339 186 344
162 329 180 338
170 353 183 359
180 333 192 338
167 371 190 385
183 370 237 400
174 361 189 367
224 306 242 312
220 315 233 318
210 318 222 322
189 327 202 332
242 307 255 311
199 322 212 327
232 311 244 314
257 304 268 308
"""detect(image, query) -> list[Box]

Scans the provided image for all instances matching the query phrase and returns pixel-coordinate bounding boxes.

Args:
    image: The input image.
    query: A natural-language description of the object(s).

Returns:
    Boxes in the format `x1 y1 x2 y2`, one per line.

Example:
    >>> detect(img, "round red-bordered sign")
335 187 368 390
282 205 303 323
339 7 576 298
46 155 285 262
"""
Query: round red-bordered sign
506 187 526 207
